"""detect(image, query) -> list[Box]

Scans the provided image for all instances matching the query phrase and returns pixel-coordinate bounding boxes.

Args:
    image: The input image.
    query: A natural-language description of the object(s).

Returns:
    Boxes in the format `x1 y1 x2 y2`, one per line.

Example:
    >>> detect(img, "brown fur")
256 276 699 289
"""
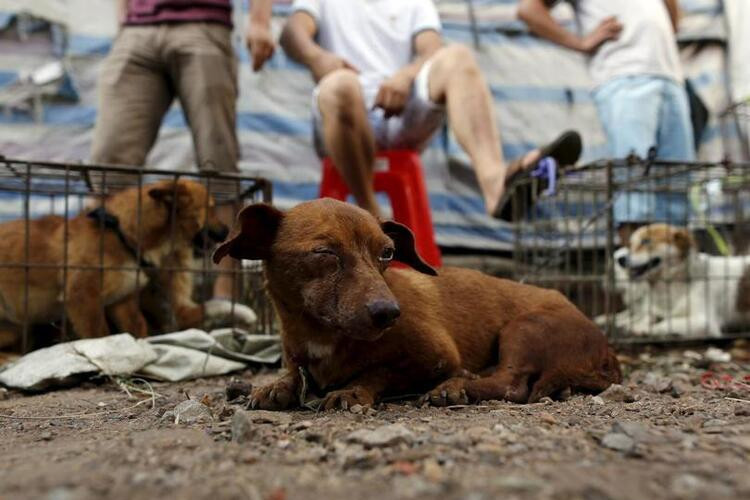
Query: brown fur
630 223 695 259
0 179 226 345
215 199 621 409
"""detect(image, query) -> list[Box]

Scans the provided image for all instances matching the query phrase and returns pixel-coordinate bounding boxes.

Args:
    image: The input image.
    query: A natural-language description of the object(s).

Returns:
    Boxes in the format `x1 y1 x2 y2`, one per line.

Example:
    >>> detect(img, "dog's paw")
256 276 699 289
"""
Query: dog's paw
204 299 257 325
422 378 469 407
321 386 375 411
249 379 298 411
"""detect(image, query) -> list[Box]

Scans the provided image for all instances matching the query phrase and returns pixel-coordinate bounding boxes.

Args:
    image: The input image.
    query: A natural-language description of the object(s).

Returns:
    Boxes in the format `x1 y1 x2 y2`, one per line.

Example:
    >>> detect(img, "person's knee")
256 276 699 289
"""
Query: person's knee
434 44 480 76
318 69 363 111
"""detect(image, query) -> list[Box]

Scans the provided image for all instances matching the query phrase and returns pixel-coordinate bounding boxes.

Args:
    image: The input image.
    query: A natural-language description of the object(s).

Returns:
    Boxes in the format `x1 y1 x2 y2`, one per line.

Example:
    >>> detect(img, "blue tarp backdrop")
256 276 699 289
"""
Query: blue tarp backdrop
0 0 744 249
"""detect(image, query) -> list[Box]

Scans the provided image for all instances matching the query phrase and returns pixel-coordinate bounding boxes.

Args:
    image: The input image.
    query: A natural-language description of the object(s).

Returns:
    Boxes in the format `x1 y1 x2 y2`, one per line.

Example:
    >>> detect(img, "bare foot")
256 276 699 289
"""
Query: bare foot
483 148 541 215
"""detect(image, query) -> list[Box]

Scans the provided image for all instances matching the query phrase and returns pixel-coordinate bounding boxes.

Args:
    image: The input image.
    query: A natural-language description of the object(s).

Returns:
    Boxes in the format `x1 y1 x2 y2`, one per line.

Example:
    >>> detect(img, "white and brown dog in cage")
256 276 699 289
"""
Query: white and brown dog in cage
0 179 256 349
611 223 750 338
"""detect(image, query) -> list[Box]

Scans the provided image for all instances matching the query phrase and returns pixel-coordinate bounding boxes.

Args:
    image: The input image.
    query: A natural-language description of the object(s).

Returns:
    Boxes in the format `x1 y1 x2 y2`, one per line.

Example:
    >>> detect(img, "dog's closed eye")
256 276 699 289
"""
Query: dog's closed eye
379 247 395 264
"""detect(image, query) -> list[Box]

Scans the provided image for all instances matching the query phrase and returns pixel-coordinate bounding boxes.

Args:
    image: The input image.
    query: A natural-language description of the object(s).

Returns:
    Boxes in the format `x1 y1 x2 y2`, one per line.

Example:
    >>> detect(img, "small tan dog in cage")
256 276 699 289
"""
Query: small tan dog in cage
0 179 255 348
611 223 750 338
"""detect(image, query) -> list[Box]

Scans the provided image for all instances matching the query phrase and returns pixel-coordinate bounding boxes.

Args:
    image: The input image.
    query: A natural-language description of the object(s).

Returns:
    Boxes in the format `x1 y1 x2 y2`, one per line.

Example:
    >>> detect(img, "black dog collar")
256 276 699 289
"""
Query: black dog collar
87 207 155 269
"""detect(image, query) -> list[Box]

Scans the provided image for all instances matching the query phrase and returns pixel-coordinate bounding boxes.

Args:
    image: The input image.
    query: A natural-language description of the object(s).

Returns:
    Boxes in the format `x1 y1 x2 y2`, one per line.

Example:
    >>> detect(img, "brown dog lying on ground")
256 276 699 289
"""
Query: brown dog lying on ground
0 179 253 347
214 199 621 409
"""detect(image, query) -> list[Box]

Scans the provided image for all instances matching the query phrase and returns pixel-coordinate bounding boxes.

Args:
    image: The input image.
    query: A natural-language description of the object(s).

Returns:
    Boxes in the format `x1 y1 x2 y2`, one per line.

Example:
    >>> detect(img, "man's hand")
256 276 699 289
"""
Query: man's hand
309 50 358 82
578 16 622 54
246 21 276 72
374 71 413 118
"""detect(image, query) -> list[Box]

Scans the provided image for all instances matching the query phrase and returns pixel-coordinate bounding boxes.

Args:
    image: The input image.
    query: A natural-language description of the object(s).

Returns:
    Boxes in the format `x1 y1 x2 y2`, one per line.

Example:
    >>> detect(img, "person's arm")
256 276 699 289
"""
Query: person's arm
280 10 357 82
245 0 275 72
373 30 442 117
663 0 680 32
517 0 622 54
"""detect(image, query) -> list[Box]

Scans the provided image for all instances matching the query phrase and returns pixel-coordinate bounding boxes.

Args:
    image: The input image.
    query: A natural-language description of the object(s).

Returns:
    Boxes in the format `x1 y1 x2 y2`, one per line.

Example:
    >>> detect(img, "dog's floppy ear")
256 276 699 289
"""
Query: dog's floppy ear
213 204 283 263
381 220 438 276
672 228 695 257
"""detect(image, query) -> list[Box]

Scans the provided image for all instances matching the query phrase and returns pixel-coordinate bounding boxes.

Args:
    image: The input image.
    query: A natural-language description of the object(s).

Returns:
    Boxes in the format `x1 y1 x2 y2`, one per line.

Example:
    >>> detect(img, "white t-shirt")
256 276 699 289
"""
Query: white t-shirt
566 0 683 86
292 0 441 98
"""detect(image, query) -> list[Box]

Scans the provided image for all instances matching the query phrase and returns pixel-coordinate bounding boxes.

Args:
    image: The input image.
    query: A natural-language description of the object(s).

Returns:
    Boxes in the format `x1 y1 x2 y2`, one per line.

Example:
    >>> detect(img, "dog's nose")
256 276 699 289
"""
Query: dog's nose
617 255 629 268
208 225 230 243
366 300 401 329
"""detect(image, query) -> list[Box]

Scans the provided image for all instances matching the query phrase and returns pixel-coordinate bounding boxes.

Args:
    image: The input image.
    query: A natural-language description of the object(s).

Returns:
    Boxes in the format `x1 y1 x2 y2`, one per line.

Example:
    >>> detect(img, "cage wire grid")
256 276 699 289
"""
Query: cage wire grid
0 157 274 353
509 156 750 344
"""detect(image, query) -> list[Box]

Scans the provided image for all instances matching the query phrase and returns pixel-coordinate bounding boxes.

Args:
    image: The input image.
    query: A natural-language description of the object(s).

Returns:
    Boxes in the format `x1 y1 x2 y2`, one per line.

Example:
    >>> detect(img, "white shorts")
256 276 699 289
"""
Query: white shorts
312 58 446 156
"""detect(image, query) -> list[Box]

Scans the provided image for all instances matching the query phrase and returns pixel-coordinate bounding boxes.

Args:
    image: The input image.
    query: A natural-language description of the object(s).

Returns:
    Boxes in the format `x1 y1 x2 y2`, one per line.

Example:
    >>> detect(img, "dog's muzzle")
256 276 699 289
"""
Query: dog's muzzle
627 256 662 279
193 225 230 252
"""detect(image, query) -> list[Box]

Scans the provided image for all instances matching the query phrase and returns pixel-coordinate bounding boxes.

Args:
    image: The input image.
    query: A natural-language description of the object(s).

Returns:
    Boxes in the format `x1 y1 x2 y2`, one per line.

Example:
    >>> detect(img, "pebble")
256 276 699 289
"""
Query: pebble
162 400 212 425
539 412 557 425
346 424 415 448
231 410 257 444
600 433 635 453
591 396 605 405
422 459 445 482
599 384 636 403
349 404 364 414
40 431 54 441
0 388 8 401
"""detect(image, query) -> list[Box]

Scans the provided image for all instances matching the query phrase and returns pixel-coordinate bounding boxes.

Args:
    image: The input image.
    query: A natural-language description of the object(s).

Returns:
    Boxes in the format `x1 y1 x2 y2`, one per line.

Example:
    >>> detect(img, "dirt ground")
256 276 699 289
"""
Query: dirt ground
1 344 749 500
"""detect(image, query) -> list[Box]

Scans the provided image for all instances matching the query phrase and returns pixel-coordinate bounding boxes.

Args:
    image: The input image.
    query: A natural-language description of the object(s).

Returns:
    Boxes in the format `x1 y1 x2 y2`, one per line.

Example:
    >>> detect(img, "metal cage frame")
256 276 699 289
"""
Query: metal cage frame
0 156 274 353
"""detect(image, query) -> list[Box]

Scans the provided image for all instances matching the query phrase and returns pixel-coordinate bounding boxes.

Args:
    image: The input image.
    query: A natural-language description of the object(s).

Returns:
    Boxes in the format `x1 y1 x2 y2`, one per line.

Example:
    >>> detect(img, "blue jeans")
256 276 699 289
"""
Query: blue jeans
594 76 695 225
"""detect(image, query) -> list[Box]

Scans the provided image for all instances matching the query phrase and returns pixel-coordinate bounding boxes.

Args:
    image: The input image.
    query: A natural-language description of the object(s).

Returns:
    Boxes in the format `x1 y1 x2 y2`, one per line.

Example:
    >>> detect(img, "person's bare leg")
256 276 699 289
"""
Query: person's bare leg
426 45 541 214
213 204 237 299
317 69 381 217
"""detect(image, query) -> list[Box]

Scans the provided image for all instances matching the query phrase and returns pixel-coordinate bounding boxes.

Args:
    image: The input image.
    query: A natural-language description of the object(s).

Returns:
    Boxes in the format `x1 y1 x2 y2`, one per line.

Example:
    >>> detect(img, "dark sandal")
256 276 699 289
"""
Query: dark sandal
491 130 582 221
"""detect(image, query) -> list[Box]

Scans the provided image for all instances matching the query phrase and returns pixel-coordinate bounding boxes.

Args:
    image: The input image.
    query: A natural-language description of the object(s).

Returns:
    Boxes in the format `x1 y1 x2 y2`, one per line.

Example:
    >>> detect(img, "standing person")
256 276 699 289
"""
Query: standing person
91 0 275 300
281 0 582 220
518 0 695 242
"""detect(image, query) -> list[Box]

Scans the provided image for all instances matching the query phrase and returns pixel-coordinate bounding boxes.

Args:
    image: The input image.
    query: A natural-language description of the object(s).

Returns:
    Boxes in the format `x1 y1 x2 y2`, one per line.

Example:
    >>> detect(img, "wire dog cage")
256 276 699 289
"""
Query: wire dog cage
0 156 274 354
509 156 750 344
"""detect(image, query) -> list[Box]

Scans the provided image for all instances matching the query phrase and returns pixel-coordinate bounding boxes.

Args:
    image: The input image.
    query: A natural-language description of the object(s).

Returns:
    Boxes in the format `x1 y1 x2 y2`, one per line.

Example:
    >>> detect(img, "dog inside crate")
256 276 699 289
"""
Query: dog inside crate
0 159 272 354
509 158 750 342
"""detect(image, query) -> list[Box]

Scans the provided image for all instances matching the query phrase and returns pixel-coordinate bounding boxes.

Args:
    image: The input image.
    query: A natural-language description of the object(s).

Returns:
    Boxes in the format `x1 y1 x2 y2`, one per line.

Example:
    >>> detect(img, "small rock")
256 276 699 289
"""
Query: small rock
704 347 731 363
599 384 636 403
0 388 8 400
735 406 750 417
600 433 635 453
346 424 415 448
225 380 253 401
465 426 491 443
231 410 256 444
538 396 554 404
422 459 445 482
241 409 292 426
702 418 728 433
392 461 418 476
277 439 291 449
349 404 364 414
39 431 54 441
591 396 605 405
539 412 557 425
162 399 212 425
643 373 673 393
292 420 314 431
475 443 505 464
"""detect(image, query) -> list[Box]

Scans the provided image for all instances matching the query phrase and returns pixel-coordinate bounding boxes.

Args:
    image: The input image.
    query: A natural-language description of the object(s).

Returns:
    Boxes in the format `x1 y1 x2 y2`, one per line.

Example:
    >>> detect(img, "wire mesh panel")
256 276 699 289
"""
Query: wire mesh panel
510 158 750 344
0 156 275 354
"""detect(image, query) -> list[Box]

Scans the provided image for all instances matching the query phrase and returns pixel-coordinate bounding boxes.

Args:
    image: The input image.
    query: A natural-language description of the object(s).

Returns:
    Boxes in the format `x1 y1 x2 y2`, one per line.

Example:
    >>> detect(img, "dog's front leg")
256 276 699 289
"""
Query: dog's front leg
107 293 148 338
65 271 110 338
249 366 302 411
651 314 720 338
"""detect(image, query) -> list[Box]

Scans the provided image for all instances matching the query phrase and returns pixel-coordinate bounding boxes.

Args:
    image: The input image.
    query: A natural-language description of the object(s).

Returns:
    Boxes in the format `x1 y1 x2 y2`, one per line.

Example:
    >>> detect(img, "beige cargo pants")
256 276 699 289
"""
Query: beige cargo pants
90 22 239 195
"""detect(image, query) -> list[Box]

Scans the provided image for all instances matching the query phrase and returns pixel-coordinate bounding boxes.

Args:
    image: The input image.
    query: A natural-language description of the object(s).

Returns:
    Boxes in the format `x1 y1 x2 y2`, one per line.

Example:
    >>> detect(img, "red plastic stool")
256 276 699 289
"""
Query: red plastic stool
319 150 442 268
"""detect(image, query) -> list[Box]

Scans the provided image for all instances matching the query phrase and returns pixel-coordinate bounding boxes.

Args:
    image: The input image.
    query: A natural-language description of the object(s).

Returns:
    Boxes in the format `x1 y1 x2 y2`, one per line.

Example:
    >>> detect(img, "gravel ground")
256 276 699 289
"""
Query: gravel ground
1 342 749 500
